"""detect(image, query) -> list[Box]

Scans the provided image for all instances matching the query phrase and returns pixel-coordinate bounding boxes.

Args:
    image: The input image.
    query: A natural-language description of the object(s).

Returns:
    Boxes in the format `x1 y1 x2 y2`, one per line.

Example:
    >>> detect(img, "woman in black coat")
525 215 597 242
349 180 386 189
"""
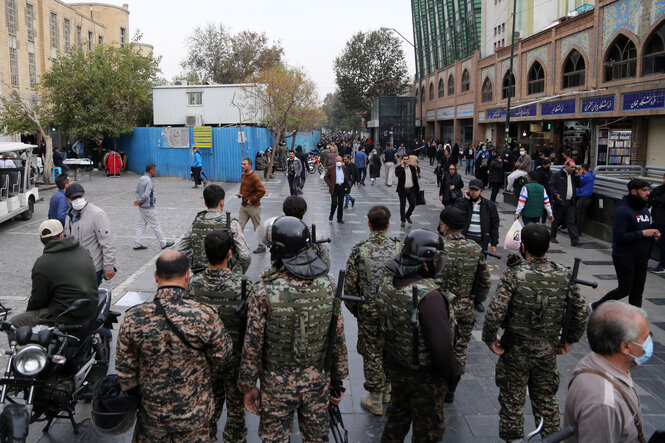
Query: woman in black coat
439 163 464 206
368 148 382 185
488 152 504 202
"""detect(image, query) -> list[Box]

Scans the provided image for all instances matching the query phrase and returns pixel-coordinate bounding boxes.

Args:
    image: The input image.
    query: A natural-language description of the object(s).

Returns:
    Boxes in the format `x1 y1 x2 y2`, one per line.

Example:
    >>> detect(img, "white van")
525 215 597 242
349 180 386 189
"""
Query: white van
0 142 39 223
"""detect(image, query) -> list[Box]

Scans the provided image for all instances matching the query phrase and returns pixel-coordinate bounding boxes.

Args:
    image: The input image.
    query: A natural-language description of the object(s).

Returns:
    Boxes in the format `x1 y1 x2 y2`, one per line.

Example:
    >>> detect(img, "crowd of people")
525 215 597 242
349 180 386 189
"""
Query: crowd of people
12 131 665 442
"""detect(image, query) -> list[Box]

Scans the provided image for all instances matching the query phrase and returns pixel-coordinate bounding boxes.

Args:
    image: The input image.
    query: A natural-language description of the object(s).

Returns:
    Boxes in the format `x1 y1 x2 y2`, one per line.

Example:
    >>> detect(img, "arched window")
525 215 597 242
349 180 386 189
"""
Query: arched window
420 86 425 103
438 78 444 98
502 71 515 99
604 34 637 81
643 22 665 75
461 70 470 92
448 75 455 95
429 82 434 100
527 61 545 95
482 78 493 102
562 50 585 88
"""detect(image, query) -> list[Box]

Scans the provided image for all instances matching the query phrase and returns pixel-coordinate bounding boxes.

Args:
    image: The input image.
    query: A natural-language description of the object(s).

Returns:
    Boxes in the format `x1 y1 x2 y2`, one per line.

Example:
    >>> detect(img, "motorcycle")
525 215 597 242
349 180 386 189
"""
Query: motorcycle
0 290 120 441
307 154 322 174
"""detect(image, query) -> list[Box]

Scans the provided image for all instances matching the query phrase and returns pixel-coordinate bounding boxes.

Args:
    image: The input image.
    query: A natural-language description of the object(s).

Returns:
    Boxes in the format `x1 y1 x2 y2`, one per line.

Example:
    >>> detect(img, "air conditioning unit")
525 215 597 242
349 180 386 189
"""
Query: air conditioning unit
174 80 188 86
185 115 203 127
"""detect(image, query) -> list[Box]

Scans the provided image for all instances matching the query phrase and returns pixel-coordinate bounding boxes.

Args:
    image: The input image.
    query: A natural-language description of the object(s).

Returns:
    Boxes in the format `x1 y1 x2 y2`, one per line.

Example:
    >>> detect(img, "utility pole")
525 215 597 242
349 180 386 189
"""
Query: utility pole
504 0 518 147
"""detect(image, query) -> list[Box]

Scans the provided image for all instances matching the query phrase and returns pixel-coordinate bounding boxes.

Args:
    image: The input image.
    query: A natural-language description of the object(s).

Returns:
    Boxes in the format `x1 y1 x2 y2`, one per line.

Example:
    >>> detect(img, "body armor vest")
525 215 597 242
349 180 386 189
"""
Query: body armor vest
444 238 480 298
190 211 237 273
263 274 335 366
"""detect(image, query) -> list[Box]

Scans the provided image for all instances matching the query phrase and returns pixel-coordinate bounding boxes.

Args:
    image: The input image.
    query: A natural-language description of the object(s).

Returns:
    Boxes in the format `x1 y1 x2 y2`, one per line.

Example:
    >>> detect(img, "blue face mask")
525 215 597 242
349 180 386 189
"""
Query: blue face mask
629 335 653 366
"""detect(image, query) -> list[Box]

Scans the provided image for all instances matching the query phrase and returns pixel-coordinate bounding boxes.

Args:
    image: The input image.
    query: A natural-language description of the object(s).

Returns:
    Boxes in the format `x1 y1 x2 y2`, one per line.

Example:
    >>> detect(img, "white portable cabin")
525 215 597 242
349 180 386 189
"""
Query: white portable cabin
0 142 39 224
152 83 265 126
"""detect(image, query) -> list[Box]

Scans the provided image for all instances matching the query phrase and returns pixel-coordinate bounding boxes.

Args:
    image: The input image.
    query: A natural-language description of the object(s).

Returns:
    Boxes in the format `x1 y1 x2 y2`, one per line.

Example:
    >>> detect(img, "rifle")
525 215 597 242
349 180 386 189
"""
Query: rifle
410 286 419 367
560 257 598 345
235 278 248 315
311 224 331 245
482 248 502 260
324 270 346 372
328 401 349 443
225 211 231 230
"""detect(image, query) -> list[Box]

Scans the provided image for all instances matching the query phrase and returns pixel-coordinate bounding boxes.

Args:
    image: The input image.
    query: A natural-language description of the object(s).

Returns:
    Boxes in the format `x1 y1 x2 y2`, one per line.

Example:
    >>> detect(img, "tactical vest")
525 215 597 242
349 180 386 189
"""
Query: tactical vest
190 281 245 354
505 262 569 341
359 239 401 283
190 211 235 273
443 238 480 298
522 182 545 218
263 274 336 366
376 276 458 370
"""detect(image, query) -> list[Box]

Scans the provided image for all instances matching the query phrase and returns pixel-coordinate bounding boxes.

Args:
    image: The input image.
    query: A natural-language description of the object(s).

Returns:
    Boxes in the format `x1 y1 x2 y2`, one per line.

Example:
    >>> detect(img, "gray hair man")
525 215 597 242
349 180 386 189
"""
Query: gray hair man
564 301 651 442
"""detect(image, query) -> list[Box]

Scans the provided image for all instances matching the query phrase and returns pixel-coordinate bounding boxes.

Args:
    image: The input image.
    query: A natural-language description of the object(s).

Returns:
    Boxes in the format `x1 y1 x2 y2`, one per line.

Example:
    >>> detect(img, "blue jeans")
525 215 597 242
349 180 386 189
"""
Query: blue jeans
465 159 474 175
344 182 355 207
358 167 366 184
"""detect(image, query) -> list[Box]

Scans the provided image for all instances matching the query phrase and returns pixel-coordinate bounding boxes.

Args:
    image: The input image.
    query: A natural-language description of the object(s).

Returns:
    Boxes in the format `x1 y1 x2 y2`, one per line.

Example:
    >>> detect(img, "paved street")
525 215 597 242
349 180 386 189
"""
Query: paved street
1 162 664 442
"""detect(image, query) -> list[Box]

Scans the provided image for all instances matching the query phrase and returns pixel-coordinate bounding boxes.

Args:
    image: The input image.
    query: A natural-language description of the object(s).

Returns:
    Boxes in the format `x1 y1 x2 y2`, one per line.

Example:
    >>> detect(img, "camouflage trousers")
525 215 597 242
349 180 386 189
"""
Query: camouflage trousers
495 345 560 441
454 298 476 375
357 312 387 393
211 362 247 443
258 365 330 443
133 414 213 443
381 368 448 443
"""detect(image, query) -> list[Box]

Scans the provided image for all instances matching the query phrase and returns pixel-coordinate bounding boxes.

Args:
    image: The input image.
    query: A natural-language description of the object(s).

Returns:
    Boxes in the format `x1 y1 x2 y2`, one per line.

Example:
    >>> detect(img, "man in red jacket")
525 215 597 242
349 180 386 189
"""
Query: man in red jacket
237 158 266 253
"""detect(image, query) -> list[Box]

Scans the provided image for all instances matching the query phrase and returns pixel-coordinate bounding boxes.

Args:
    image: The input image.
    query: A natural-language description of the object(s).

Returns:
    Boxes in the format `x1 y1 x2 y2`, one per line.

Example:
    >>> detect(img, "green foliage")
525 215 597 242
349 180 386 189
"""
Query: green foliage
334 30 410 118
322 91 361 132
182 24 283 84
41 42 160 141
0 90 48 135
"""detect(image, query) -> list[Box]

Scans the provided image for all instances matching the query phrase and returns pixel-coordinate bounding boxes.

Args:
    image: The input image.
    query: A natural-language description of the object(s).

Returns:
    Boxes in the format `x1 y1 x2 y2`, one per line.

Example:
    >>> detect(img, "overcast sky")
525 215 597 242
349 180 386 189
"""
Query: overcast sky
121 0 416 100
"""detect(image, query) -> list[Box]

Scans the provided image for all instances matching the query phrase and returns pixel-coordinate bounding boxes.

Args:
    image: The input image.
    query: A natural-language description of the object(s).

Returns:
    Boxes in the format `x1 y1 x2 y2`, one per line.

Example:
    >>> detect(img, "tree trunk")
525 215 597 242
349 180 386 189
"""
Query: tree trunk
290 129 298 150
265 129 283 180
42 133 53 185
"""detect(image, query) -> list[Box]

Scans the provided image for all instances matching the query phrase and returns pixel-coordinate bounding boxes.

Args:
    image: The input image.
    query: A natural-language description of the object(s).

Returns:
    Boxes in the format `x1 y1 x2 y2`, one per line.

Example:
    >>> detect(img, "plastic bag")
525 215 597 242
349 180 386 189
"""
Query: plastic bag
504 219 523 251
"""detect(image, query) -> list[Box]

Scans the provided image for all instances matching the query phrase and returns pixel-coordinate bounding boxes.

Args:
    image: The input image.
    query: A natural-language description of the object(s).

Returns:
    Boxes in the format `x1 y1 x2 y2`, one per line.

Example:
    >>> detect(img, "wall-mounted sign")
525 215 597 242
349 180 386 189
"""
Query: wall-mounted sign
426 110 436 121
456 103 474 116
487 108 506 120
436 106 455 119
622 89 665 111
194 126 212 148
581 95 615 113
541 99 576 116
487 104 538 120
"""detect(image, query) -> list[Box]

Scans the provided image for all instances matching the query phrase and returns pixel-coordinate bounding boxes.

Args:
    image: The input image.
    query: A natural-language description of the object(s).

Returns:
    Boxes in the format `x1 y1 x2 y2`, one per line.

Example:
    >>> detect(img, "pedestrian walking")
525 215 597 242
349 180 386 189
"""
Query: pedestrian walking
237 158 267 254
437 207 490 403
115 251 233 442
439 163 464 206
65 183 116 285
454 179 500 254
355 145 368 185
324 155 350 224
564 301 651 443
133 164 174 251
482 223 588 441
176 184 251 274
395 154 419 228
325 145 338 168
474 144 490 187
549 161 582 246
576 164 595 234
48 173 72 228
282 195 330 267
382 144 398 186
191 147 204 188
286 150 302 196
343 154 358 209
397 143 407 158
515 172 554 225
649 172 665 274
428 143 436 166
591 179 661 309
187 231 249 441
464 144 475 175
344 206 401 415
295 145 308 188
238 217 348 442
506 147 531 192
488 152 504 202
376 229 457 443
368 147 382 186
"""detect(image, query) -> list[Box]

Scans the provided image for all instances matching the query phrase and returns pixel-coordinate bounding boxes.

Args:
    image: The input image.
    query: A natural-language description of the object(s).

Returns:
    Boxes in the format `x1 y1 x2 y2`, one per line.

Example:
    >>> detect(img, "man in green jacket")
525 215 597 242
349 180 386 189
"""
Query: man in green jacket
515 172 554 225
11 220 99 329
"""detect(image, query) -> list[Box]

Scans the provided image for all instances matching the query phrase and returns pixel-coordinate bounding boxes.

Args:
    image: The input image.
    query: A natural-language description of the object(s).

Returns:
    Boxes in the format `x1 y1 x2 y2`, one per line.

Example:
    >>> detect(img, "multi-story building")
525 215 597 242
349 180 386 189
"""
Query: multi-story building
415 0 665 167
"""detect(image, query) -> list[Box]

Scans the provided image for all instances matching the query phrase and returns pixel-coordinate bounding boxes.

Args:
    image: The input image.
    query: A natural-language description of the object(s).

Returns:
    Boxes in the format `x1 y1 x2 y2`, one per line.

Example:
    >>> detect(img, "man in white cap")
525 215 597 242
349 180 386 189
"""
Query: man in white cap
10 220 99 330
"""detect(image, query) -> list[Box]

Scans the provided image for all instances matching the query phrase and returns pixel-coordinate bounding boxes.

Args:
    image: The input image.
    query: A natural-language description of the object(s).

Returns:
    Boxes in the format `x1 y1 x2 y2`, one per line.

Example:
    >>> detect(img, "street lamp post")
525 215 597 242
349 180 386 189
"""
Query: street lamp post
504 0 518 146
380 27 424 143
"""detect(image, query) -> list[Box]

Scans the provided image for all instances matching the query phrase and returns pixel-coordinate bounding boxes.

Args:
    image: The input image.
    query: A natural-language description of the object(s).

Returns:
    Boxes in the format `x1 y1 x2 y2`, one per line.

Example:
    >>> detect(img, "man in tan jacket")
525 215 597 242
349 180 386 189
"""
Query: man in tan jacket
236 158 266 253
324 155 350 224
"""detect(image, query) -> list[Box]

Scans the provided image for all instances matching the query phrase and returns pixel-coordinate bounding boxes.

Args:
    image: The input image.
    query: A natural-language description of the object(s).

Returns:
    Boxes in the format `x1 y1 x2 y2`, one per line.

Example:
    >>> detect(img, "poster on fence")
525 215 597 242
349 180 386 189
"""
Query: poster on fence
160 127 190 148
194 126 213 148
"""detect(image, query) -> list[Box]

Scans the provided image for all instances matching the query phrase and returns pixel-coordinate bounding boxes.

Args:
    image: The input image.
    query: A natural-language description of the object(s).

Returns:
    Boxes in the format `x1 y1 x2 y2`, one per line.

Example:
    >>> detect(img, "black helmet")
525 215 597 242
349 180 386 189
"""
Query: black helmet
386 229 446 277
270 216 328 279
91 374 139 436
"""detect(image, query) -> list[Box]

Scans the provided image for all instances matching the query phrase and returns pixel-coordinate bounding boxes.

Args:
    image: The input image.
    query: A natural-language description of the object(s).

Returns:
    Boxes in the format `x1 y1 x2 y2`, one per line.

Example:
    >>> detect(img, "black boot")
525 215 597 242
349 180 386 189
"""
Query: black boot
445 375 462 403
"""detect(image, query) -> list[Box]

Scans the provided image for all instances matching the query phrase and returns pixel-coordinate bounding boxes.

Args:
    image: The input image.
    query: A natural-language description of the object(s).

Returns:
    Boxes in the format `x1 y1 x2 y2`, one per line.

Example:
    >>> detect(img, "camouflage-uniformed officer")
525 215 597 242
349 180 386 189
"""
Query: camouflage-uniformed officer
177 184 251 274
376 229 458 442
319 145 330 167
282 195 330 267
239 217 348 442
115 250 233 443
482 224 588 441
344 205 401 415
437 206 490 403
187 230 249 442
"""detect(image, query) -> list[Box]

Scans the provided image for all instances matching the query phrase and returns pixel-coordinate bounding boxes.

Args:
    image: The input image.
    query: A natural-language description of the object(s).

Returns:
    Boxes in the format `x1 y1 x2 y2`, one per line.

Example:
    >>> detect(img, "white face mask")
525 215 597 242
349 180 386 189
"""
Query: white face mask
71 198 86 211
336 161 342 168
520 151 526 156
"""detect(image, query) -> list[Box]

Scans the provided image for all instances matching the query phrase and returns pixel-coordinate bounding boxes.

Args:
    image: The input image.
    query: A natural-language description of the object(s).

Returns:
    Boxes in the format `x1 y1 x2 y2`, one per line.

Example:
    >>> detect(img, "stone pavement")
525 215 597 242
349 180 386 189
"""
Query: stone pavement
0 162 663 442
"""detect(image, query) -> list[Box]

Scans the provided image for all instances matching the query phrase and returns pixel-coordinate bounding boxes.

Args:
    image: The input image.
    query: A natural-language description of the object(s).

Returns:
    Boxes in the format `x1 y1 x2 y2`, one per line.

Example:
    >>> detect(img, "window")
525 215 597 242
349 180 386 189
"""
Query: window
187 92 202 105
9 43 19 86
527 61 545 94
461 69 470 91
50 12 58 49
482 78 493 102
420 86 425 103
502 39 505 46
429 82 434 100
98 35 103 44
28 52 36 88
494 42 497 50
502 23 505 32
25 3 34 41
562 50 585 88
502 71 515 98
448 75 455 95
76 25 81 46
438 78 444 97
494 27 497 36
120 27 126 47
643 22 665 75
6 0 17 35
63 18 70 50
88 31 93 51
604 34 637 81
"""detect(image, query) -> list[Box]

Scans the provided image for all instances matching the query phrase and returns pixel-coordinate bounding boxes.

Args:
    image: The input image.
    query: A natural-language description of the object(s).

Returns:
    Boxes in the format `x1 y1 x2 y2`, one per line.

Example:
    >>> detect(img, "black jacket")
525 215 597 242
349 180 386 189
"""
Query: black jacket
649 183 665 225
535 166 551 188
453 197 500 250
345 162 359 185
488 159 504 185
613 195 654 256
439 172 464 205
395 164 420 193
549 169 581 205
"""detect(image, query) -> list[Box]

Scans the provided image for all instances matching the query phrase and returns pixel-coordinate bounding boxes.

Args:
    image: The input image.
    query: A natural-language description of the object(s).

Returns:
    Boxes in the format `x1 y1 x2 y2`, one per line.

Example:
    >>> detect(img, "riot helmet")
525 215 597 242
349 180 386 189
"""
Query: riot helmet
386 229 446 278
264 216 328 279
91 374 139 436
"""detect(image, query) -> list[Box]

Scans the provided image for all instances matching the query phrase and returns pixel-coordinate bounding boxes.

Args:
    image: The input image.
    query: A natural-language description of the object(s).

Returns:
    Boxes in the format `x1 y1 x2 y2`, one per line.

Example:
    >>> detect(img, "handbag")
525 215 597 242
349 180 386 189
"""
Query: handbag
416 190 426 206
